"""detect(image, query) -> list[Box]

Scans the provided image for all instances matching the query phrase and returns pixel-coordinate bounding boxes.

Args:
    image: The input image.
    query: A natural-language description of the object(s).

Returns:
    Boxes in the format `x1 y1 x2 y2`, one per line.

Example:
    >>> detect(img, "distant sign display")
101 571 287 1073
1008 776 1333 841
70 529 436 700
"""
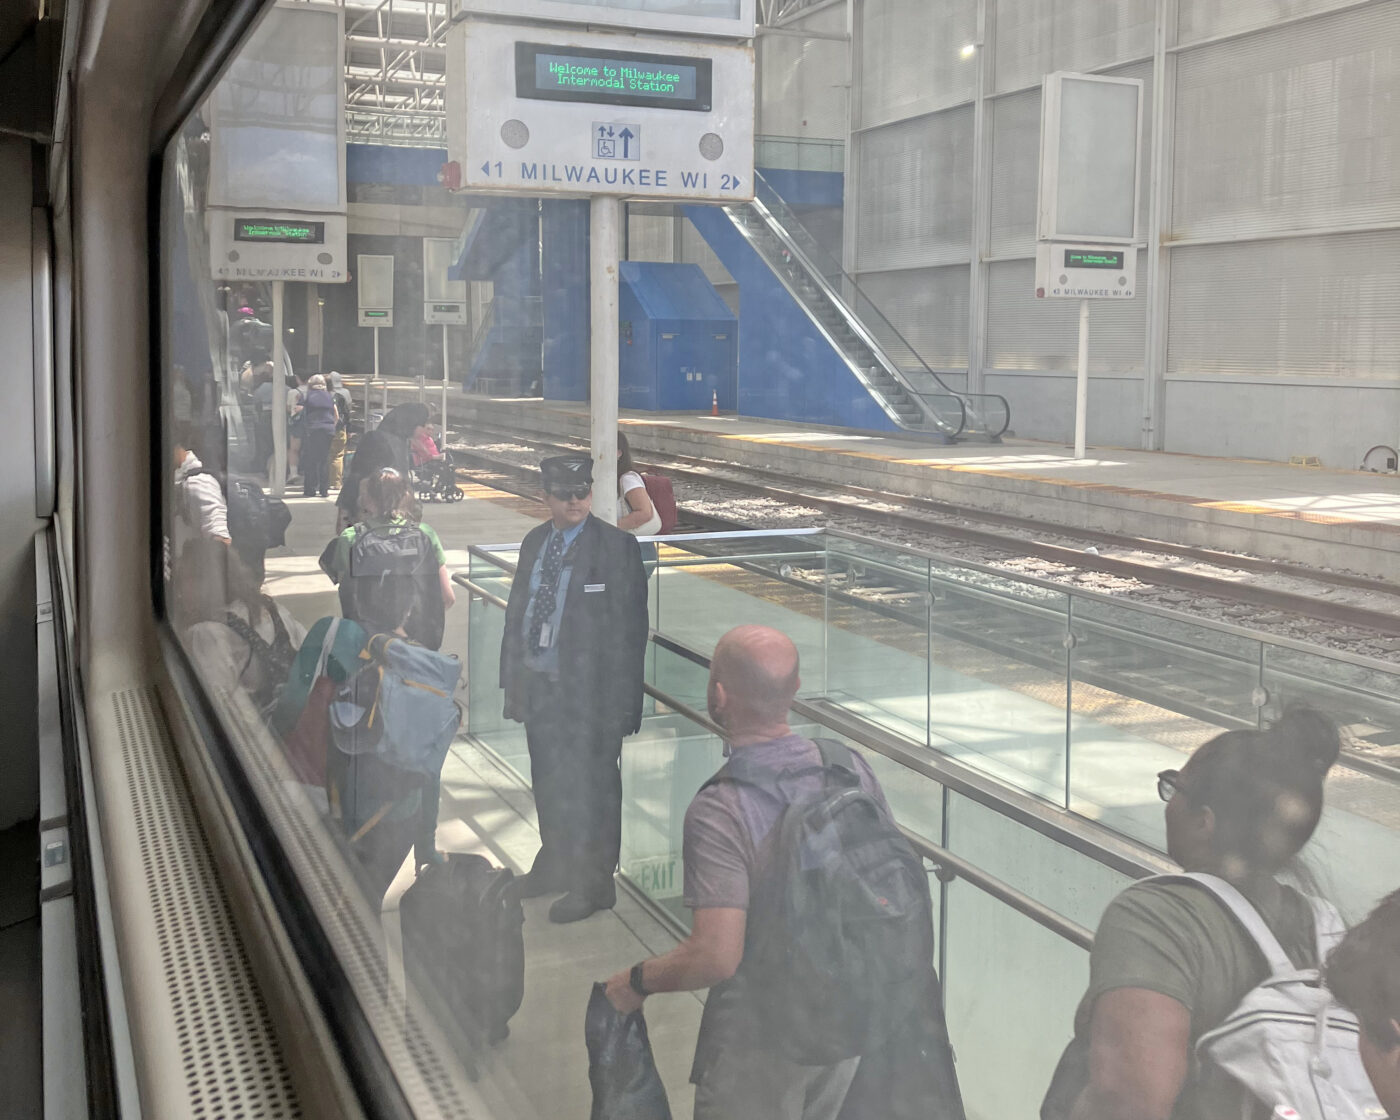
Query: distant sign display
234 218 326 244
517 42 711 111
1064 249 1123 269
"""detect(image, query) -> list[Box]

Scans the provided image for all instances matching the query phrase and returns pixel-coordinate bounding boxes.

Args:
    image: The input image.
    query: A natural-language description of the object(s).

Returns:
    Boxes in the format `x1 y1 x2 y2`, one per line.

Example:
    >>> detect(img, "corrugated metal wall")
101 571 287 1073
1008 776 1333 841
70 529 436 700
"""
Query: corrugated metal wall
845 0 1400 465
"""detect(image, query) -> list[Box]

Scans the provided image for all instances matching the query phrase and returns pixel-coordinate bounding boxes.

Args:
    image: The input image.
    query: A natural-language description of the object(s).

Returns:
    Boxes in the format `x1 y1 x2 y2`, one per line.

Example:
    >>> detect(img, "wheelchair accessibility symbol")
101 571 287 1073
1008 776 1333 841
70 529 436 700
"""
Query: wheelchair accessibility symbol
593 122 641 161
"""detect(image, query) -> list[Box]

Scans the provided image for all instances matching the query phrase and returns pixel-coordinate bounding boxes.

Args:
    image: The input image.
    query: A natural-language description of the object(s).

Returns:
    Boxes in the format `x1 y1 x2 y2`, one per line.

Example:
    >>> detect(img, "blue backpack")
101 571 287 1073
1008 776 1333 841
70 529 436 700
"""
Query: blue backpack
329 634 462 778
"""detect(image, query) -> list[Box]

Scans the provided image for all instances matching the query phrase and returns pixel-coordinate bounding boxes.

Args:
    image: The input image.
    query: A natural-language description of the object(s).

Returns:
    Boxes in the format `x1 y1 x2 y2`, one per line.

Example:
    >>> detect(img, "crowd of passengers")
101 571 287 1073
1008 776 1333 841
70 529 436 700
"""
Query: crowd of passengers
167 406 1400 1120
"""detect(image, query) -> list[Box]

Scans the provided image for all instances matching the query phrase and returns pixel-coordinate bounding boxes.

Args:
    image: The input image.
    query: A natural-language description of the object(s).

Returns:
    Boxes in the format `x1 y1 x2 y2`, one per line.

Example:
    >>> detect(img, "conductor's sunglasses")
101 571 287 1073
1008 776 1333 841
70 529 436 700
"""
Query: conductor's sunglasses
548 485 591 501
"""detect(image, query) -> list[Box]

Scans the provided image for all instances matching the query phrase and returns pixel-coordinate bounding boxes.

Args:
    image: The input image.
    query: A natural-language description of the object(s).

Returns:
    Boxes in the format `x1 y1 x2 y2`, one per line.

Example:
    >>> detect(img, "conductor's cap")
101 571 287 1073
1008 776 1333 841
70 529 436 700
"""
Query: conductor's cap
540 454 593 486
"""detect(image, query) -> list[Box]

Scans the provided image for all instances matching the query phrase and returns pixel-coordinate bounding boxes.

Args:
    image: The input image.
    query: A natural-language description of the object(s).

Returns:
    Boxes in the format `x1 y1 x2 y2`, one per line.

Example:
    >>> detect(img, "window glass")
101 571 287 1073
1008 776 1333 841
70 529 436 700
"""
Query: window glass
157 3 1400 1118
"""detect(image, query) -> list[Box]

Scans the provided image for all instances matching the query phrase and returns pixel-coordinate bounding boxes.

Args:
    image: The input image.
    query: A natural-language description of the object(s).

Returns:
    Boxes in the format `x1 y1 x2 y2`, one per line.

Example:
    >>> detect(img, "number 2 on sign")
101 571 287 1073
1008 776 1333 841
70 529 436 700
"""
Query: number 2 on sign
720 173 741 191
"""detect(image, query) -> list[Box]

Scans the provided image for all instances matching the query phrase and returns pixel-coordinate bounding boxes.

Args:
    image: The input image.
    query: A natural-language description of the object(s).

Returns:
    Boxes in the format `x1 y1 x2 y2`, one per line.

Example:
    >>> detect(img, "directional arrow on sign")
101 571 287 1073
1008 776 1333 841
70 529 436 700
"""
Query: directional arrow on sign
619 127 634 158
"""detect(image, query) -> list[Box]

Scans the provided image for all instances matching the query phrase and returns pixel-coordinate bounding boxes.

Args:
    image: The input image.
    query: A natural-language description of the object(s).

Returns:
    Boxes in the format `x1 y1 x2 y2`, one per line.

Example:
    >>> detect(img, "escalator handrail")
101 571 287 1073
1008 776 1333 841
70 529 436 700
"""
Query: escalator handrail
751 170 1012 439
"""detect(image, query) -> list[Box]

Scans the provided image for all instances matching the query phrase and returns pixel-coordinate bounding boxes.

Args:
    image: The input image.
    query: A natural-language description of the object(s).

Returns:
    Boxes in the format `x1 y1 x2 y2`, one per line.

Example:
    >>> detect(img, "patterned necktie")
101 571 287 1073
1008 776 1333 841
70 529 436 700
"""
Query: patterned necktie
528 529 568 654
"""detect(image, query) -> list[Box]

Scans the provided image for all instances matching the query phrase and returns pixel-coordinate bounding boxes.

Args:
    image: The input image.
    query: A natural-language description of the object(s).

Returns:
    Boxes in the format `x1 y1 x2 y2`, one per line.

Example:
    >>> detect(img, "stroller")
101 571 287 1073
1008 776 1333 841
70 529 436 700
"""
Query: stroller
414 448 464 503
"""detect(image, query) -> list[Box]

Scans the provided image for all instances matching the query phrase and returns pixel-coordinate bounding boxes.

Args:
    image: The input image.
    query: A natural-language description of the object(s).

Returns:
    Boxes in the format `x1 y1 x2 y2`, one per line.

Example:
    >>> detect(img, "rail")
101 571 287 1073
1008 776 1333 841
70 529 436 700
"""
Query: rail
452 566 1097 951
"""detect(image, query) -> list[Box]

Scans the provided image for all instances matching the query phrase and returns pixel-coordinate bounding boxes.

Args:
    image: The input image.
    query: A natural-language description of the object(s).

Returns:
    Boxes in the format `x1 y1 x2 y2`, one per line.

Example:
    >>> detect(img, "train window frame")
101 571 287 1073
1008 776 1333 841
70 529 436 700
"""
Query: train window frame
146 4 449 1118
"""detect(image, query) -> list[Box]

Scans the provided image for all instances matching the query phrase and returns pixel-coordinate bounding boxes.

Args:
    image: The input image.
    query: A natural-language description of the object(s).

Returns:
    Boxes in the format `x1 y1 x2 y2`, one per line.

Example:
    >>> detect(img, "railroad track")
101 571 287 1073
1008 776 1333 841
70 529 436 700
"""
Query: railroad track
446 424 1400 640
448 444 1400 785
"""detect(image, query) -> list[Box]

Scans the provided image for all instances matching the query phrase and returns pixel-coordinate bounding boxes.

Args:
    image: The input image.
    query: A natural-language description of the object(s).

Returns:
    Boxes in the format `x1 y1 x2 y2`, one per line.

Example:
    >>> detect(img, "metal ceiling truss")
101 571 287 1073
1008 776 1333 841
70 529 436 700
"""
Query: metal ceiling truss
286 0 847 147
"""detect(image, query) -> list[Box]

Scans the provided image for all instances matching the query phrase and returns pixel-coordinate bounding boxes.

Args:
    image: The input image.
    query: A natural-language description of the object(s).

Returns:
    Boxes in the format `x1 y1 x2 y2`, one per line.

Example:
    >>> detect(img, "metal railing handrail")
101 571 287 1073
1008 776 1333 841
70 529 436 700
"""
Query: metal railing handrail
824 526 1400 677
454 570 1096 951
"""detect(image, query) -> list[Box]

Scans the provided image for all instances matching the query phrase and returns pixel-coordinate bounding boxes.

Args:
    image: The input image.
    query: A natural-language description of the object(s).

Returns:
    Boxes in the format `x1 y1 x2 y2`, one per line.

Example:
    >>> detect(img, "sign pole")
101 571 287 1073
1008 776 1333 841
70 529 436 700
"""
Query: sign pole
1074 297 1089 459
373 325 380 383
441 323 450 439
270 280 287 496
589 195 621 525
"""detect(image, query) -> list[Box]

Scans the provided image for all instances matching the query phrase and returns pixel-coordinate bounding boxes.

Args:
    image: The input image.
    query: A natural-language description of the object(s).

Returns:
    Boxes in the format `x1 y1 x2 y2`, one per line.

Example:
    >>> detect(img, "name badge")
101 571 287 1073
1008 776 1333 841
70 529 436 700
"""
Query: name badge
584 583 606 593
538 622 554 647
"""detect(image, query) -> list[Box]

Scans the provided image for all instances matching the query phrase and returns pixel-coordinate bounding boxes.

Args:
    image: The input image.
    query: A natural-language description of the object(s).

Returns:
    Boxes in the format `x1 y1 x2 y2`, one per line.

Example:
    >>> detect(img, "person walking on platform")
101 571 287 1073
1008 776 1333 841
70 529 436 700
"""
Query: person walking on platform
500 454 648 924
1041 707 1374 1120
298 373 338 498
1327 890 1400 1117
326 371 352 490
604 625 960 1120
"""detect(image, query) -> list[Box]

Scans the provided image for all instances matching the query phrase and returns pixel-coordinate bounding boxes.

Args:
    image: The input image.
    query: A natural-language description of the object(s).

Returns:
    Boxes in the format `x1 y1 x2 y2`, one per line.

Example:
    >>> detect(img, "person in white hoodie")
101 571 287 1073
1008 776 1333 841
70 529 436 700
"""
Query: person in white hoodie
171 423 230 563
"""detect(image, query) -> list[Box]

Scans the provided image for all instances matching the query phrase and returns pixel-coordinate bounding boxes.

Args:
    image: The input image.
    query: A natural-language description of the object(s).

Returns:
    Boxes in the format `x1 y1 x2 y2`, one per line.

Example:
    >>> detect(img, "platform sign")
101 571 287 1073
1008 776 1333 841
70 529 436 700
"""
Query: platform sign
423 237 468 325
447 0 755 40
1037 71 1143 248
357 255 395 328
1035 242 1137 299
206 2 348 282
446 21 754 202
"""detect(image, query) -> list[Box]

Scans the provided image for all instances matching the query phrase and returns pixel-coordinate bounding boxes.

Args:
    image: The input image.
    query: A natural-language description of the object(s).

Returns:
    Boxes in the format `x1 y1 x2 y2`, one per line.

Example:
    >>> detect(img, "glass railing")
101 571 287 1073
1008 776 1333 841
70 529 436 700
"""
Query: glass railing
746 171 1012 439
455 526 1400 1117
755 134 845 173
463 528 1400 920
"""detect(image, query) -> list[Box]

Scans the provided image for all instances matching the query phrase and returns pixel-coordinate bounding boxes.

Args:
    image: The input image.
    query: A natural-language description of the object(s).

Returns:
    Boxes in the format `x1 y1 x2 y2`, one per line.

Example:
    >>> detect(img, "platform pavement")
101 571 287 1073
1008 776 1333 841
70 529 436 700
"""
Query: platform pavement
407 386 1400 581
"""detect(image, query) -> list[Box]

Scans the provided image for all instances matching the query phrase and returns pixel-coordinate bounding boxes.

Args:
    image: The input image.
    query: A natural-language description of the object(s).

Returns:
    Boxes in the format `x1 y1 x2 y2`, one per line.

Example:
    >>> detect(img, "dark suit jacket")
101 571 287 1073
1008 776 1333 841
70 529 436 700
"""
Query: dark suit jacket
499 515 648 739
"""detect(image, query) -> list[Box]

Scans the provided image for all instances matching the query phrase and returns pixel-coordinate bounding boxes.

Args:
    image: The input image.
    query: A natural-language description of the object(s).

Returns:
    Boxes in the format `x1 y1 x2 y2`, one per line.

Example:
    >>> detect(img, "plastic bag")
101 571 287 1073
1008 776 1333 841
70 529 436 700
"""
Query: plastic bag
586 982 672 1120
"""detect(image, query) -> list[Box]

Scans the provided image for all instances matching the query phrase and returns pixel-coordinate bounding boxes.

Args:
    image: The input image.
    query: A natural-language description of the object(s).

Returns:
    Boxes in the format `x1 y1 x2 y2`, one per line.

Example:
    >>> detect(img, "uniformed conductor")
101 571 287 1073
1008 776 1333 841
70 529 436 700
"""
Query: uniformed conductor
500 454 649 923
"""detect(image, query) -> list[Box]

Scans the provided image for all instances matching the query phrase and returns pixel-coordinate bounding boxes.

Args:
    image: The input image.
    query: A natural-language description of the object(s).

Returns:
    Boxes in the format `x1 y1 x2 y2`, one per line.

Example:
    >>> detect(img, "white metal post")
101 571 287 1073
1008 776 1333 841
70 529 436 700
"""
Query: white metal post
270 280 287 496
589 195 621 525
1074 298 1090 459
417 372 426 404
441 323 450 439
373 325 380 381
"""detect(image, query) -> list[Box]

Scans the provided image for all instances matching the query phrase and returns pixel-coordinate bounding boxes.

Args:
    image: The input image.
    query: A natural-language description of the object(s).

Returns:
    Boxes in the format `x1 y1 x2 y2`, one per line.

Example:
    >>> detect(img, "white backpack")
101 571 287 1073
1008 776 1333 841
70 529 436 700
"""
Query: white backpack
1160 874 1386 1120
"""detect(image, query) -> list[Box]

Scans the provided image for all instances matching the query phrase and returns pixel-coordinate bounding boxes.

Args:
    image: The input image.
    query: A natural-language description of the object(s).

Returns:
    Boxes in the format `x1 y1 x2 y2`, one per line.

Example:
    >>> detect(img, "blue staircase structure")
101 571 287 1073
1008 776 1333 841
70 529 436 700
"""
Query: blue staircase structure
450 199 543 395
689 171 1010 440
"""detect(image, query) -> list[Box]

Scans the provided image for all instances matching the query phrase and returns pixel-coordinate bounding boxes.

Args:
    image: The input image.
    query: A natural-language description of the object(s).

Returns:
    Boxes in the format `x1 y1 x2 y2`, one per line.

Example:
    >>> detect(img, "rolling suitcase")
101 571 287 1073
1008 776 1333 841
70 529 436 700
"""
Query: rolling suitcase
400 853 526 1058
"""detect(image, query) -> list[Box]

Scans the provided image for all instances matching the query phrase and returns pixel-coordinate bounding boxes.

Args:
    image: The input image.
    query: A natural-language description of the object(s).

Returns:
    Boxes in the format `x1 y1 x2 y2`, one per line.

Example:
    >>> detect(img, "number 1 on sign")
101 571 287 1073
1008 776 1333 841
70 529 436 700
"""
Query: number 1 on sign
480 160 503 178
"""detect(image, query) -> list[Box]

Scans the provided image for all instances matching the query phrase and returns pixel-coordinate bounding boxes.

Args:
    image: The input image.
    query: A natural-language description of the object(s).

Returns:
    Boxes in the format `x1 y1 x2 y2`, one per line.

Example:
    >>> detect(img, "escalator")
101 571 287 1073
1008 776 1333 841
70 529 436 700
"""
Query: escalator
722 171 1010 441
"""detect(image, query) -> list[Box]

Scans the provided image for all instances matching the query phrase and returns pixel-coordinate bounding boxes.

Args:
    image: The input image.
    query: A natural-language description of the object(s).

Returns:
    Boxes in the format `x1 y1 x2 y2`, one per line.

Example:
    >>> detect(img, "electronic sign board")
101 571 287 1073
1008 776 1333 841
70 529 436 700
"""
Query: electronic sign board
446 21 754 202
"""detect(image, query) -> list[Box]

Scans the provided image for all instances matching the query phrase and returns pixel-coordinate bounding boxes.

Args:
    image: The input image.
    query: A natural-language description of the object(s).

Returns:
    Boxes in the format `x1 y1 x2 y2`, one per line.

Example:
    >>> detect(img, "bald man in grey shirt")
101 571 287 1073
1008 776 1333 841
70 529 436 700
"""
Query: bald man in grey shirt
605 625 890 1120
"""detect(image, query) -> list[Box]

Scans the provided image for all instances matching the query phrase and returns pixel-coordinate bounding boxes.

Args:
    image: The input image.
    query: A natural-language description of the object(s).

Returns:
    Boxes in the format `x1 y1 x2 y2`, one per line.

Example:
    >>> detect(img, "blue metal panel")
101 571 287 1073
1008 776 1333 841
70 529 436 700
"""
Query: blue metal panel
451 198 538 281
619 263 737 413
346 144 448 186
754 167 844 209
682 205 898 432
541 200 590 401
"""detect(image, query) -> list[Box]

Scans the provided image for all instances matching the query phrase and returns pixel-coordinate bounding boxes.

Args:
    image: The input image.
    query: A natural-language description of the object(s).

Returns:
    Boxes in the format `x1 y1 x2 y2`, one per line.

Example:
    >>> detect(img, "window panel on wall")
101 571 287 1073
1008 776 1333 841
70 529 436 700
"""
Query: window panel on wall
626 210 675 262
990 62 1152 259
1172 3 1400 240
994 0 1154 95
1177 0 1358 45
760 5 848 139
986 255 1148 372
1166 232 1400 380
858 0 976 128
856 265 971 370
854 108 974 272
681 215 734 287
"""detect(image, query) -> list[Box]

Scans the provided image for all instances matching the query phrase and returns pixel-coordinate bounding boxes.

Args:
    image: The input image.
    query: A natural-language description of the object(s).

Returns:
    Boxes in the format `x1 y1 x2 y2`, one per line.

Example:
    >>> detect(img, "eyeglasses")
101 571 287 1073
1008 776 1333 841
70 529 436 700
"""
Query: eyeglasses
1157 769 1183 803
548 485 591 502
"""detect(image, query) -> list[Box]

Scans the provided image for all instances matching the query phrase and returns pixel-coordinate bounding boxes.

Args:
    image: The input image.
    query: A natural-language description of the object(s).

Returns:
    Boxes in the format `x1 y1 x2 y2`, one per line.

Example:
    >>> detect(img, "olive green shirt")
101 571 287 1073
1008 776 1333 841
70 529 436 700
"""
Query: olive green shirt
1064 878 1317 1120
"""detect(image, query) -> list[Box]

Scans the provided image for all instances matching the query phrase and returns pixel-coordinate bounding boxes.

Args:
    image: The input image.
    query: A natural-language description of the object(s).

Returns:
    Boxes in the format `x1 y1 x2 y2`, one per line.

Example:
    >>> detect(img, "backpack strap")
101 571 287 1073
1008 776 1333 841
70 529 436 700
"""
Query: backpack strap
1149 873 1296 977
812 737 861 788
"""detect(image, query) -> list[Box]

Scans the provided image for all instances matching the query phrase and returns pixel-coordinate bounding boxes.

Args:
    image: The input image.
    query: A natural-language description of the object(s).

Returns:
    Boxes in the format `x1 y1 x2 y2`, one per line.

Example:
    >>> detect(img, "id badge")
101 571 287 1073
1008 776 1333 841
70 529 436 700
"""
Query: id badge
539 622 554 648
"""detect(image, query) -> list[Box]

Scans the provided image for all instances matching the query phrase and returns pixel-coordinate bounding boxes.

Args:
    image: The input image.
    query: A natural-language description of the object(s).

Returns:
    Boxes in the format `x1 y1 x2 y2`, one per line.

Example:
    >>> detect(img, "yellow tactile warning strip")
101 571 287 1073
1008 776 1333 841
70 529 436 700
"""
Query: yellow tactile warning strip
626 423 1400 532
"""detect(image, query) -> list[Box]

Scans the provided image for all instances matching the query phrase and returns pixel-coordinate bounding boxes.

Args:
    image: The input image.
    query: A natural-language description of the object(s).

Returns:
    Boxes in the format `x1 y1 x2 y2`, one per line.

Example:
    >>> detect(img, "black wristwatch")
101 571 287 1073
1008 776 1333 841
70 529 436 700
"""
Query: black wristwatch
629 962 649 998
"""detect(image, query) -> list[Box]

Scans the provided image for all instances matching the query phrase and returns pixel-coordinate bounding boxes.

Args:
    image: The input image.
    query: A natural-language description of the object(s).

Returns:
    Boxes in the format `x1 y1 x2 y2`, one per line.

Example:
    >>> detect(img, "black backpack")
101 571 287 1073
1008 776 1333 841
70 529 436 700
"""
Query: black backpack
183 469 292 554
324 521 445 651
709 738 933 1066
221 596 296 715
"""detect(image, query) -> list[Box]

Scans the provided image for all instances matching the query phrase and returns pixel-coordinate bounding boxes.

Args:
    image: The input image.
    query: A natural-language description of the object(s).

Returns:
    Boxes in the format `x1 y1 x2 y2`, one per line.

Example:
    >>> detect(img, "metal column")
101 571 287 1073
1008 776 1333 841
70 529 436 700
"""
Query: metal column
270 280 286 496
589 196 621 524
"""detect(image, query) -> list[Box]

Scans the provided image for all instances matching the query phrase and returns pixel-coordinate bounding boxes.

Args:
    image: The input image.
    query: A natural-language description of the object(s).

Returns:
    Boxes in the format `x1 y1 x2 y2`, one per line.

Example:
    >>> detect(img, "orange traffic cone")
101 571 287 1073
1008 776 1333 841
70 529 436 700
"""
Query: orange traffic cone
711 390 719 417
